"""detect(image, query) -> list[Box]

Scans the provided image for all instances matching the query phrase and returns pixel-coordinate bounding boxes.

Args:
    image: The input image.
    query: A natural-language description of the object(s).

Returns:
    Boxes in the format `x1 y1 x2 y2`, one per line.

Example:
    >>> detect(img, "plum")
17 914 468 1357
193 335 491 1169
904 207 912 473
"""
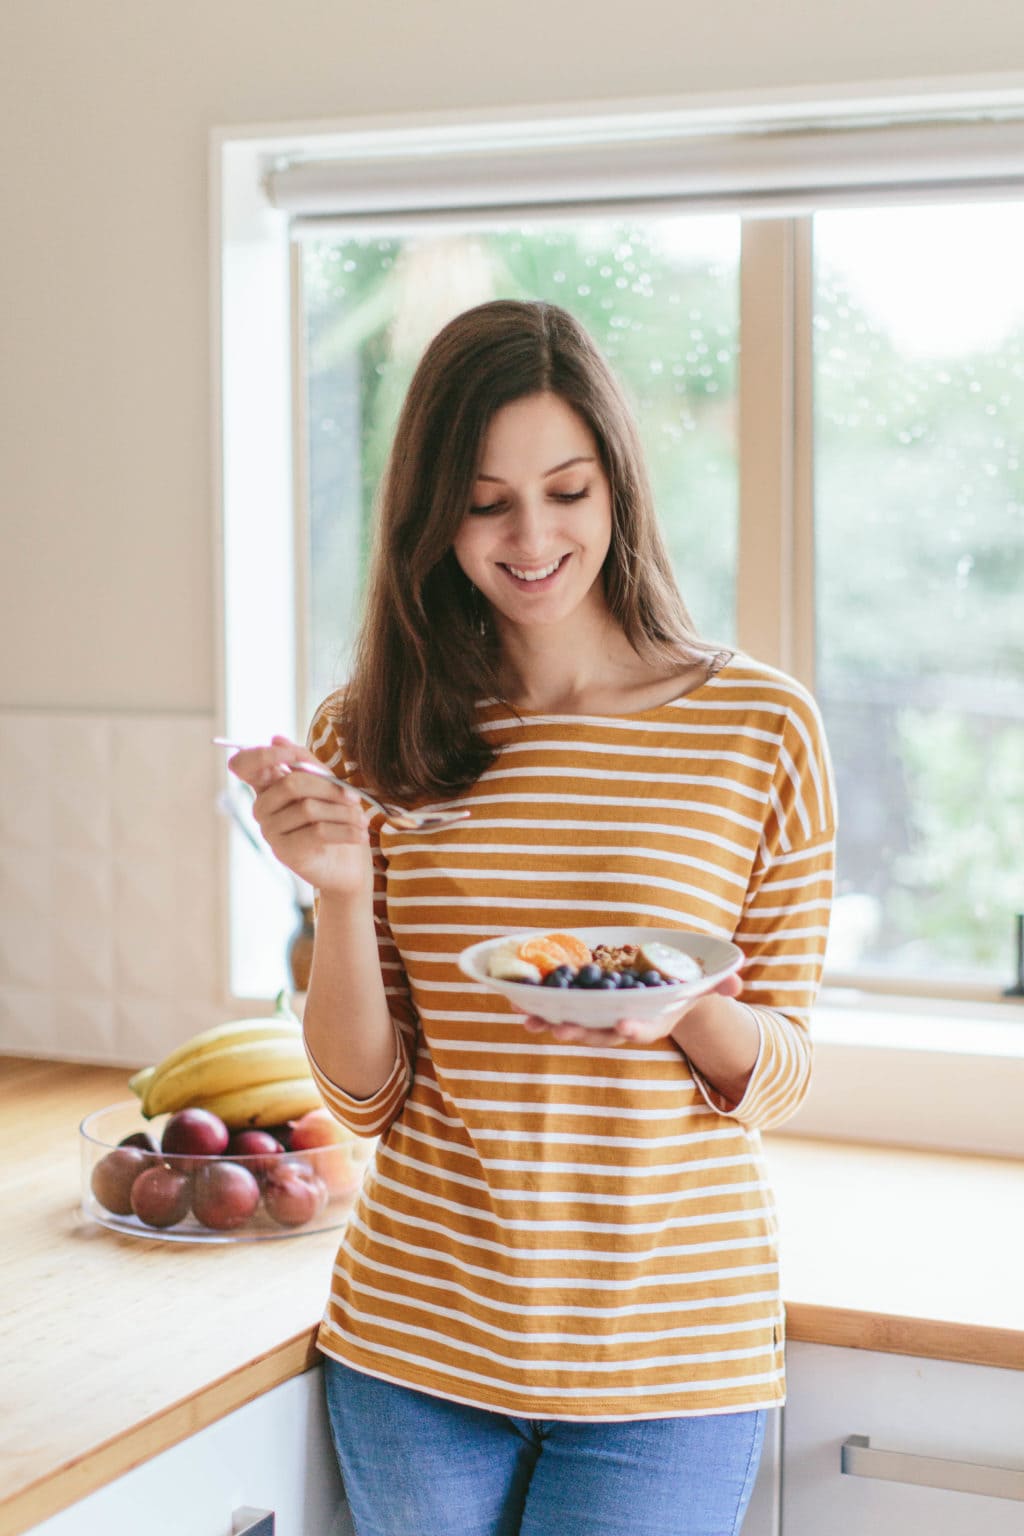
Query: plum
118 1131 161 1155
130 1164 191 1228
161 1108 229 1167
90 1146 151 1215
263 1162 328 1227
261 1122 292 1151
227 1128 285 1179
192 1161 261 1231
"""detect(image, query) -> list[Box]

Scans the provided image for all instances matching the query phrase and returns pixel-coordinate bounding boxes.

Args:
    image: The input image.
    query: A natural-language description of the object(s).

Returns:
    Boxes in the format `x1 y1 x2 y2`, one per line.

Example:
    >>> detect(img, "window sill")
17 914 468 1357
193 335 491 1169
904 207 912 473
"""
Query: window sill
815 989 1024 1059
785 990 1024 1160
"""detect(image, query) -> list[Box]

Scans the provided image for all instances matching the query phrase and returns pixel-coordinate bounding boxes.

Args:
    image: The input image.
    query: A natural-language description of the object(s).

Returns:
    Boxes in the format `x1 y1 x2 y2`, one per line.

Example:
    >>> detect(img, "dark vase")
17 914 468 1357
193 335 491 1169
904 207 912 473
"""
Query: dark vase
287 905 315 992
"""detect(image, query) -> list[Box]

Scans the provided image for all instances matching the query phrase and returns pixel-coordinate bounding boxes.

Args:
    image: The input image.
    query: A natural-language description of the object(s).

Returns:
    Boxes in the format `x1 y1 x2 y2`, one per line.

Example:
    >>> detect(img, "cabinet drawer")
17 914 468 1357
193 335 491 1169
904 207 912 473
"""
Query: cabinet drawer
741 1406 781 1536
783 1344 1024 1536
25 1369 352 1536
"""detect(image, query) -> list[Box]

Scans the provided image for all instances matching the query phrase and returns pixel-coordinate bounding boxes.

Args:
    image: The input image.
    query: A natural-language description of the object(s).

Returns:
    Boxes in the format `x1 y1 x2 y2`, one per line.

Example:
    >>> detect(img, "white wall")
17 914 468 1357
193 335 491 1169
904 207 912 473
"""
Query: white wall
3 0 1024 713
4 2 1024 1059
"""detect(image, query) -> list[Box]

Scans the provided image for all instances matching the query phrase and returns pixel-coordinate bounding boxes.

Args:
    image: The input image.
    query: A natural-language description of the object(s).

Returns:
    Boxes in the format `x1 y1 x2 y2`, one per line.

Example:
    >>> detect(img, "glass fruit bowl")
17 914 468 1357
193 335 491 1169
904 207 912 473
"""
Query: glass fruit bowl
80 1100 374 1243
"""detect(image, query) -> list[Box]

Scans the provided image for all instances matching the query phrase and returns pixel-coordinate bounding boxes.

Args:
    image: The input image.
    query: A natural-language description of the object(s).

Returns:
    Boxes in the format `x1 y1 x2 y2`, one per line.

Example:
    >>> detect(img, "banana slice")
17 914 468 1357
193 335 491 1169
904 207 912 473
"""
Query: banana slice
486 941 543 984
637 941 703 984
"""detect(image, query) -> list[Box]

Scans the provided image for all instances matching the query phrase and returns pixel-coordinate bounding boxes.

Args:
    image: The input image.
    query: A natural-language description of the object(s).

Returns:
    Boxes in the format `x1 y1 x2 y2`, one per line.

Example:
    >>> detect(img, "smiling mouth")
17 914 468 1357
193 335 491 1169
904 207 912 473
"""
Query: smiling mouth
499 554 570 584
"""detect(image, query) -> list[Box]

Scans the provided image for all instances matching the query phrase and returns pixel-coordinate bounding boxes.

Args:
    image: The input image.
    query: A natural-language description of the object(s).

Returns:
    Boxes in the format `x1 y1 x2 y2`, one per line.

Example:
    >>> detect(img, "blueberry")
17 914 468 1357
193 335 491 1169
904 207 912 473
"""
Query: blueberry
639 970 665 987
618 972 639 988
575 963 603 989
542 967 573 988
596 977 618 990
604 972 622 988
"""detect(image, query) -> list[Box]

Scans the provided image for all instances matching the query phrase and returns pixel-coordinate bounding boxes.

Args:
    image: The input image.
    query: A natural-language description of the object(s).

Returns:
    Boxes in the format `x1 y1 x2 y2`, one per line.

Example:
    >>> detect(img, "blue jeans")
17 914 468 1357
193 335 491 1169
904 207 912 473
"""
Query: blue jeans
323 1358 766 1536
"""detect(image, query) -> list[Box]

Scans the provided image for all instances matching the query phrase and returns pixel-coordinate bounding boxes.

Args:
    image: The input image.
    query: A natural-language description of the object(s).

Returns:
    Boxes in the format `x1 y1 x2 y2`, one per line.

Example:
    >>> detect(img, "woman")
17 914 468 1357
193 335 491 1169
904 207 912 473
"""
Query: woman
230 300 836 1536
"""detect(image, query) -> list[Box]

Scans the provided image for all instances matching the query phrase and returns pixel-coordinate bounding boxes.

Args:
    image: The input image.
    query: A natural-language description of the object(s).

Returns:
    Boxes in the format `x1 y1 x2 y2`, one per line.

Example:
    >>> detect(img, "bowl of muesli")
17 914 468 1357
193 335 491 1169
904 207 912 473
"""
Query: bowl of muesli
457 927 743 1028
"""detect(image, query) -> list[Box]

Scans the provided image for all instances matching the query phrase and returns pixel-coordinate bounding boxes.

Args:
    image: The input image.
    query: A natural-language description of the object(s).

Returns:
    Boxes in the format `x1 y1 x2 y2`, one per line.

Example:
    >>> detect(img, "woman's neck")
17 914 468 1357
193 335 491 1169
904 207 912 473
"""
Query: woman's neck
495 608 710 717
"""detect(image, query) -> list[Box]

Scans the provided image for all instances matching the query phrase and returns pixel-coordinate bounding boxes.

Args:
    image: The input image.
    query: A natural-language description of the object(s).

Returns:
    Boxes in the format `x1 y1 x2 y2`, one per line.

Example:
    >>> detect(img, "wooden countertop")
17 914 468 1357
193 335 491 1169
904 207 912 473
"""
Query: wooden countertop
3 1055 1023 1535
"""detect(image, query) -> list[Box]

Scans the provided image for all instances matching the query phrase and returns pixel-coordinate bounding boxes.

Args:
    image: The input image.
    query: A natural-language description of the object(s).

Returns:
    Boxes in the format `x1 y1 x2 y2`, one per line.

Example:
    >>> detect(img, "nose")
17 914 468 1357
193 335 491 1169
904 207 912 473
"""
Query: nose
504 496 550 558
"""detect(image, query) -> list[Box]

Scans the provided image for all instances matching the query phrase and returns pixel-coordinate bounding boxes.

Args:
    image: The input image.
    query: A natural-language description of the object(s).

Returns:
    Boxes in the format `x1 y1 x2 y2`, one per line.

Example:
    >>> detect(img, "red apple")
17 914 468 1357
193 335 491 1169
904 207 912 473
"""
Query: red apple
287 1107 346 1149
288 1108 369 1198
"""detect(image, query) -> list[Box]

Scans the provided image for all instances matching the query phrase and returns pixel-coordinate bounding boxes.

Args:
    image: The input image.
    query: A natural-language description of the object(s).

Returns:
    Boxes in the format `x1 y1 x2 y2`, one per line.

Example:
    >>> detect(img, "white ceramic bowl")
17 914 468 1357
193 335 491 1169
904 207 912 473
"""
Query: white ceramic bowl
457 927 743 1029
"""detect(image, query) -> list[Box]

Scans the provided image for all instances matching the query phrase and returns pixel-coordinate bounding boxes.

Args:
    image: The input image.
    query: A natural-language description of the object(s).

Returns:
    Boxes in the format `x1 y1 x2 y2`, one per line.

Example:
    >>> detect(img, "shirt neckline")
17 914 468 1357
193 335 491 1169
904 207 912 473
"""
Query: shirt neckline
480 651 737 724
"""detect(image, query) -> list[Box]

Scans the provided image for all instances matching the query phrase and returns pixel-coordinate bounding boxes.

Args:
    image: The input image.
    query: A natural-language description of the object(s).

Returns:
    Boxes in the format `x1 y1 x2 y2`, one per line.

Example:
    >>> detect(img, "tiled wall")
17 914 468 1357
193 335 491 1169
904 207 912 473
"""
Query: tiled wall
0 710 228 1066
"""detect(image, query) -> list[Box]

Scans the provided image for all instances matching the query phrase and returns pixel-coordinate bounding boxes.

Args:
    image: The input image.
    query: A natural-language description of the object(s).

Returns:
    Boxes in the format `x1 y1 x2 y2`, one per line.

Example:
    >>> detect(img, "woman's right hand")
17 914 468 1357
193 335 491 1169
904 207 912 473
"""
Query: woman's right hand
227 735 373 902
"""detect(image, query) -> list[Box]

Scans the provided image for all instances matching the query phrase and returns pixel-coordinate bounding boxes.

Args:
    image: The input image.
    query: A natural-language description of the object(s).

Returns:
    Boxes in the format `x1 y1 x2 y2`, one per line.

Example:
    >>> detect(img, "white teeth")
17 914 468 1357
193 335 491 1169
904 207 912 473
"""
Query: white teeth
506 557 563 582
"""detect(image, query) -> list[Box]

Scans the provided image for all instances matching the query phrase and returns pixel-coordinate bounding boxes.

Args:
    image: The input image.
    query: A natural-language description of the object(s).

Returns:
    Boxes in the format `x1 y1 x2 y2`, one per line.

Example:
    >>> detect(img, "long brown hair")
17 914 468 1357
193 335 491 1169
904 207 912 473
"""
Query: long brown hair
338 299 717 802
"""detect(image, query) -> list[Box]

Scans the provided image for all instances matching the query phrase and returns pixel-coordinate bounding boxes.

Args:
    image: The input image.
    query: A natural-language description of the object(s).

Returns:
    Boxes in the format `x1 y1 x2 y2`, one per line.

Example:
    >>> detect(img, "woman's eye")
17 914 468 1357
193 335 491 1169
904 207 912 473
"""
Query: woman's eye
468 487 589 513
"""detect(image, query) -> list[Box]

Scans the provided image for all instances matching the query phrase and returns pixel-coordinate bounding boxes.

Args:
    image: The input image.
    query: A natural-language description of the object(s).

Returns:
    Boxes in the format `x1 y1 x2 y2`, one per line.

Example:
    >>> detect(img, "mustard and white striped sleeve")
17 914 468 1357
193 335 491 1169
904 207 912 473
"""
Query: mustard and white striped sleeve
691 688 837 1130
304 699 417 1136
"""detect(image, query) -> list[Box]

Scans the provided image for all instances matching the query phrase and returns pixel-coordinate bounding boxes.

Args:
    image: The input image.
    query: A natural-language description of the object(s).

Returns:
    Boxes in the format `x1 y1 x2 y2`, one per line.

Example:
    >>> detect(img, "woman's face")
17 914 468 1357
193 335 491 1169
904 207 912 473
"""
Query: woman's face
452 392 614 634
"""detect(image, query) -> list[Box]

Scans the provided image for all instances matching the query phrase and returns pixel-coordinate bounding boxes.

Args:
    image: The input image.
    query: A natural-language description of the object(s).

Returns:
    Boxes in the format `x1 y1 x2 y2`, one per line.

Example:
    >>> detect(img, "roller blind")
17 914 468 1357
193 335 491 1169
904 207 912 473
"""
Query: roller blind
263 111 1024 233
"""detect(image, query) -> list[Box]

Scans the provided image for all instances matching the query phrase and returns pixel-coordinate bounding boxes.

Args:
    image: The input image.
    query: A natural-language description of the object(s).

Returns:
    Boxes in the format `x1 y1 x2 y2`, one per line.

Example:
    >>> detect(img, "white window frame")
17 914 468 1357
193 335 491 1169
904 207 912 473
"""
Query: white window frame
211 81 1024 1156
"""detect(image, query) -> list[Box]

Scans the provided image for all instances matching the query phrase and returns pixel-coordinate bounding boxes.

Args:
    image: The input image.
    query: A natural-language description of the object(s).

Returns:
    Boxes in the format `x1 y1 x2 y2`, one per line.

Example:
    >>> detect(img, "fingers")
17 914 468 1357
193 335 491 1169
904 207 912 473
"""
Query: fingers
227 736 327 793
611 1018 670 1043
227 741 369 855
266 795 369 841
519 971 743 1049
253 772 361 824
714 972 744 999
255 785 370 855
227 742 293 792
521 1017 630 1047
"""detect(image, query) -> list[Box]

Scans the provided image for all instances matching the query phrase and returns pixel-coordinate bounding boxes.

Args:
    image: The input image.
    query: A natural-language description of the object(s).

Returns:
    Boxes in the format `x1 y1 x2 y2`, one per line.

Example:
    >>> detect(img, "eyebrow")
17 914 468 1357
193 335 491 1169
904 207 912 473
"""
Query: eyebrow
475 455 595 483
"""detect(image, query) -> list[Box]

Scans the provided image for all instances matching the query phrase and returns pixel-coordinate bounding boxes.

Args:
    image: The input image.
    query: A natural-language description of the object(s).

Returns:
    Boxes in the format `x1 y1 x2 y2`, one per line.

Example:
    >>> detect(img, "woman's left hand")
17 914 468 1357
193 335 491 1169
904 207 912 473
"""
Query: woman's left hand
520 971 743 1047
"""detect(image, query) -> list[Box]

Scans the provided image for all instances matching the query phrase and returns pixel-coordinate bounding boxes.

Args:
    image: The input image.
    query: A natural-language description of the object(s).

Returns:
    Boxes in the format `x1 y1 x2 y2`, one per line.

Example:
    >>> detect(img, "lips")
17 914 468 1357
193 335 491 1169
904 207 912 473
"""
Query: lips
499 553 570 588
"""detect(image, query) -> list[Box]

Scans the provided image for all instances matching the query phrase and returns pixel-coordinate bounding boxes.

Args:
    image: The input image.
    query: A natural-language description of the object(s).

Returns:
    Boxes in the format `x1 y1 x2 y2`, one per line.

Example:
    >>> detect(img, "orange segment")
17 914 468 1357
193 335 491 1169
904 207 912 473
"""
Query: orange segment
545 932 593 968
517 932 592 976
515 938 565 976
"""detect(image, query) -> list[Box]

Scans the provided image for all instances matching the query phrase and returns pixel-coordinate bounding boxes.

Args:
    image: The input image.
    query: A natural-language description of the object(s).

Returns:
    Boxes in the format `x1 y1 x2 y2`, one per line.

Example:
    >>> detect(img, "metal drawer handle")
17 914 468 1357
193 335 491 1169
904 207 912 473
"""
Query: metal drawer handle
232 1509 275 1535
842 1435 1024 1503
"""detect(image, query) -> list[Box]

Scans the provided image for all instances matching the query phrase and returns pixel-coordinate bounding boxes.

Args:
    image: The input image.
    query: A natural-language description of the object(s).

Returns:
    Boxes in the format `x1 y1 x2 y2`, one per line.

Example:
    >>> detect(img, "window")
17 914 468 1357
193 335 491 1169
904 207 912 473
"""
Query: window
814 203 1024 992
299 216 741 715
296 201 1024 999
214 92 1024 1155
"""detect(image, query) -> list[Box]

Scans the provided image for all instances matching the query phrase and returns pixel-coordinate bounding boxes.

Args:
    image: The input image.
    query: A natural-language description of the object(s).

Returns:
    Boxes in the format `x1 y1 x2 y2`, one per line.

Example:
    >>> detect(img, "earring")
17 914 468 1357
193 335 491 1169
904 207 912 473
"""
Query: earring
468 582 488 637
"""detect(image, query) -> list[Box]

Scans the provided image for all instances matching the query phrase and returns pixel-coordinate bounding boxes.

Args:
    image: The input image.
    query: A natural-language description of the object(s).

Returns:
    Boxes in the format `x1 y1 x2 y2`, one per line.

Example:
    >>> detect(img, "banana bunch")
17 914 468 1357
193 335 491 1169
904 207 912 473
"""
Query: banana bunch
129 991 323 1128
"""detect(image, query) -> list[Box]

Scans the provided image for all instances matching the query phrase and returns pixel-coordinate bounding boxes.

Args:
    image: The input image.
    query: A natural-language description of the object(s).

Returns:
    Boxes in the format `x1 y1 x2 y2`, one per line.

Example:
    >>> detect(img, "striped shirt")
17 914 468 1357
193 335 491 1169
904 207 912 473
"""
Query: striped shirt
306 655 836 1420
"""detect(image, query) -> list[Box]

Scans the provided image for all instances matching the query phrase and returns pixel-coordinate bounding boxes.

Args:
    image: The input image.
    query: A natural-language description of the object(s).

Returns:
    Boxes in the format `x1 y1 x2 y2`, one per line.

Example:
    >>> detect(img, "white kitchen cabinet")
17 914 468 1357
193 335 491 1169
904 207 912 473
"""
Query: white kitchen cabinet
740 1405 781 1536
25 1367 353 1536
782 1343 1024 1536
24 1368 779 1536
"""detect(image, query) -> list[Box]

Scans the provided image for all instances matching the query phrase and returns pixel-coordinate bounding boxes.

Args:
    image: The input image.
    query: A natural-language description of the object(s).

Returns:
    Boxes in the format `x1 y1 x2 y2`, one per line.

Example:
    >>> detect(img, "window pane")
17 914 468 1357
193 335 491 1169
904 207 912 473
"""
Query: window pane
814 202 1024 985
301 218 740 719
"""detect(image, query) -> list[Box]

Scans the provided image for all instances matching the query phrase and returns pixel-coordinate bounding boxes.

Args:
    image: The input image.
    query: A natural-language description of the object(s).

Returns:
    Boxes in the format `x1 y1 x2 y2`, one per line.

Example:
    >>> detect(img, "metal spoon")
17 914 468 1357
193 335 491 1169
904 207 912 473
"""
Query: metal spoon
213 739 470 832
